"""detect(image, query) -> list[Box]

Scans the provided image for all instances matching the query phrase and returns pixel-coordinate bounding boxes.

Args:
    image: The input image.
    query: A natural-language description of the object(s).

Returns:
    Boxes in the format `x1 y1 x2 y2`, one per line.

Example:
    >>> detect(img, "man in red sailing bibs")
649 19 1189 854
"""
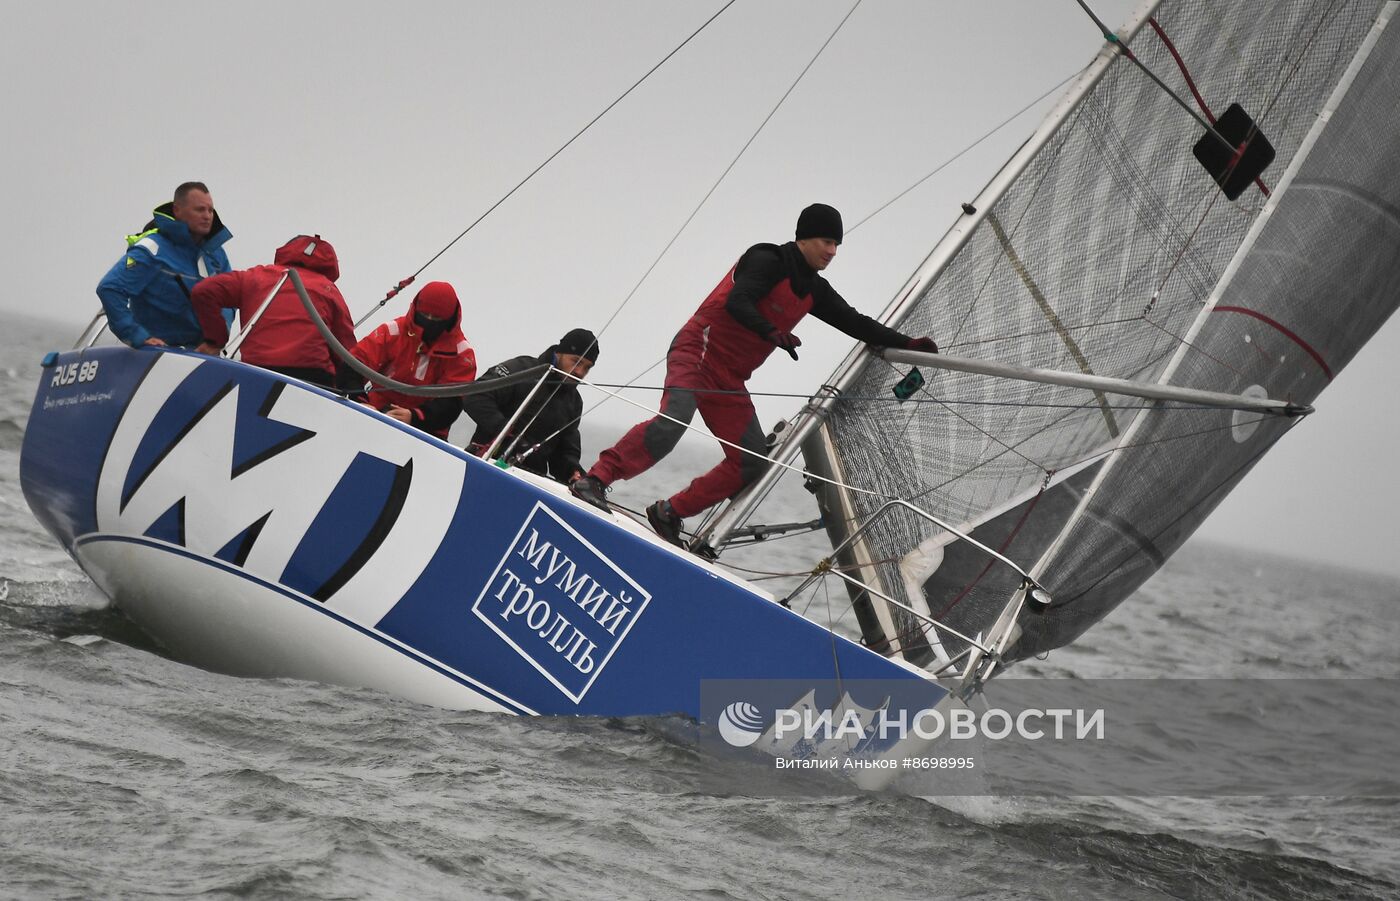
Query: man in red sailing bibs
570 203 937 548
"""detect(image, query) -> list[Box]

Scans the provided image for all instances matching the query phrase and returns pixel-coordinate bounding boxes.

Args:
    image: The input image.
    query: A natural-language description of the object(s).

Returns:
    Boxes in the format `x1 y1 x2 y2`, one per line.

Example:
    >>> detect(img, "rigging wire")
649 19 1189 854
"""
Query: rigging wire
823 577 848 695
796 577 822 619
548 371 901 503
583 382 1252 411
500 0 866 462
486 5 1327 583
1139 313 1250 382
499 353 669 469
876 354 1049 472
846 67 1082 235
591 0 867 342
354 0 738 328
1255 0 1347 124
716 562 817 580
1070 0 1236 151
916 2 1308 454
765 7 1337 652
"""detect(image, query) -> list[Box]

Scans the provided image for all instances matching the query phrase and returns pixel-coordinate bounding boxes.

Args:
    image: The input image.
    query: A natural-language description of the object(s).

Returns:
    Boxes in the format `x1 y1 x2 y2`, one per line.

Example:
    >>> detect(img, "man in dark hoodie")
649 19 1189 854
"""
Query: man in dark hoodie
571 203 938 549
462 328 599 483
97 182 233 348
190 234 356 387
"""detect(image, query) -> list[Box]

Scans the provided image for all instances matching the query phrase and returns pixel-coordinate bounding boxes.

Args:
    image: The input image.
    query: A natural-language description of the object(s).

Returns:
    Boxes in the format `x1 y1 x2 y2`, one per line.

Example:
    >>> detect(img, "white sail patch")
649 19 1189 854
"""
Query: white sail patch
1231 385 1271 442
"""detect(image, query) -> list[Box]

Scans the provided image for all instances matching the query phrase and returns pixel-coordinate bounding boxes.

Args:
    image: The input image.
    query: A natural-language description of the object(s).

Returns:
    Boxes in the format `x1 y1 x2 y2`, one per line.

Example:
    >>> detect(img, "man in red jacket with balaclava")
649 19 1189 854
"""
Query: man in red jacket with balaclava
571 203 937 549
192 234 355 387
347 281 477 439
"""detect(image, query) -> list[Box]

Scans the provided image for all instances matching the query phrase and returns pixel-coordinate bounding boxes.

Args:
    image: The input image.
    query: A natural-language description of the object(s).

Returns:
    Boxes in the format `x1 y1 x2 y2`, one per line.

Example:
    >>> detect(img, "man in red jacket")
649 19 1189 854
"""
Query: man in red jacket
191 234 355 387
347 281 477 439
571 203 937 549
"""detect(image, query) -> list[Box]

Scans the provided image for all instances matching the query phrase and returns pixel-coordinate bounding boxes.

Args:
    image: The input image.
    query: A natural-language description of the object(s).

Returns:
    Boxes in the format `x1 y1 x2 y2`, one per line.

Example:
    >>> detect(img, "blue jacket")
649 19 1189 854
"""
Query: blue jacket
96 202 233 347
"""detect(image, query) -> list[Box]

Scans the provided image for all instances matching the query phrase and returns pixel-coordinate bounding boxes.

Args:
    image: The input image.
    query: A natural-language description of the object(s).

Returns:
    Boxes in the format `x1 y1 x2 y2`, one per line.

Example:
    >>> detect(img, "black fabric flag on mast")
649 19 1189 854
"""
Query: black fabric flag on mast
1192 103 1275 200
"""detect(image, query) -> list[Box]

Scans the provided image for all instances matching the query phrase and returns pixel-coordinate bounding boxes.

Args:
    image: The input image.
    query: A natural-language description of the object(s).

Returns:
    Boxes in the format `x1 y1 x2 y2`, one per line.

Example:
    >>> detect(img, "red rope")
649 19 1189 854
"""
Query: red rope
1148 17 1271 198
1211 305 1334 381
1148 18 1216 124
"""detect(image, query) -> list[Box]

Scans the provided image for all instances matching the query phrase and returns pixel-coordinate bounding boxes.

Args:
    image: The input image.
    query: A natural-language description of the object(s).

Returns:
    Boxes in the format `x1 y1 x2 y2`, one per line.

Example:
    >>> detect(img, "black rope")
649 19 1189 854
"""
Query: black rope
290 268 553 398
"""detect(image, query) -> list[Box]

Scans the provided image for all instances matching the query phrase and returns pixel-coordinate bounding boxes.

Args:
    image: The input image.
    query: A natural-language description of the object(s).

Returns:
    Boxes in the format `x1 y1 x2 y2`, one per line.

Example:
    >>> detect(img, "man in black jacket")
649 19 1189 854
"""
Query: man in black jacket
462 328 600 483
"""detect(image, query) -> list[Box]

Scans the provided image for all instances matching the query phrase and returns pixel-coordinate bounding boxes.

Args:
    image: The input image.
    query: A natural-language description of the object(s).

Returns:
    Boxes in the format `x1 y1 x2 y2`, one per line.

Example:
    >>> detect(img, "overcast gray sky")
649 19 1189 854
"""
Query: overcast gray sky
3 1 1396 577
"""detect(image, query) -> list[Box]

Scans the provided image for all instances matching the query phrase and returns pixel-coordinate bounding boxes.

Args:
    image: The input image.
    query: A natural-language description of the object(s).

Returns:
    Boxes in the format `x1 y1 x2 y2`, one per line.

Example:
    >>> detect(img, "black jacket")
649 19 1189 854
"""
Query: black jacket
724 242 912 346
462 350 583 482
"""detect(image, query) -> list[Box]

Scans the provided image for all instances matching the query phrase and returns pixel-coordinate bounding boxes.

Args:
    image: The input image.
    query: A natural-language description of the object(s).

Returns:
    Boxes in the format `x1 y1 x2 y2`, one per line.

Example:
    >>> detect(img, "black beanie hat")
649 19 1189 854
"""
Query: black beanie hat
556 328 600 362
795 203 843 244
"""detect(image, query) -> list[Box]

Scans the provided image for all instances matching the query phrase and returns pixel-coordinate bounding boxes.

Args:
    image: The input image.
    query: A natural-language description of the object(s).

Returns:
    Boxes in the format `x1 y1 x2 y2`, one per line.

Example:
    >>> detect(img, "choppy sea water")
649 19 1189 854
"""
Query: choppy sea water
2 312 1397 900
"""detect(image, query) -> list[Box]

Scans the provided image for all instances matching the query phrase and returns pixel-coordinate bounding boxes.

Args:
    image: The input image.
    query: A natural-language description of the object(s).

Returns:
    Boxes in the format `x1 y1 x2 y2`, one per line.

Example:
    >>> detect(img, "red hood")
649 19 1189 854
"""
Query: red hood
274 235 340 282
406 281 465 350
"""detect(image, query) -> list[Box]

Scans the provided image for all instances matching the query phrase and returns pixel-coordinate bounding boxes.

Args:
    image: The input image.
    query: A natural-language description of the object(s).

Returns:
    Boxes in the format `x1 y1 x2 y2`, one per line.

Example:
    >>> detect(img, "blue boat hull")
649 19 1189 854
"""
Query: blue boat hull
22 346 943 721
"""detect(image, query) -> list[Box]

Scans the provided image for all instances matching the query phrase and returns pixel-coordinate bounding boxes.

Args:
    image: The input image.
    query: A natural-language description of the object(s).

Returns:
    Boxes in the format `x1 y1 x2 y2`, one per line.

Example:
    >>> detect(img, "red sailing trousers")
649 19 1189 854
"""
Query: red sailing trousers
590 327 769 518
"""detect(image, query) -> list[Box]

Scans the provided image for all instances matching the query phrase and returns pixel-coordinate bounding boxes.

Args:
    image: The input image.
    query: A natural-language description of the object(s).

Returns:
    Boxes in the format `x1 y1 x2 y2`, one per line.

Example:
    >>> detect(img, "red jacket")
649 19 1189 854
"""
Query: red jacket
350 281 477 438
684 263 812 383
680 242 914 383
191 235 355 376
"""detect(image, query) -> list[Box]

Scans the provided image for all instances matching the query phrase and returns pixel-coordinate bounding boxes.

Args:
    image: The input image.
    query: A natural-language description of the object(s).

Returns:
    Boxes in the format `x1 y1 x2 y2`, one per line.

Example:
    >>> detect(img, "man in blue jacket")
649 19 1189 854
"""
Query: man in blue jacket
96 182 233 347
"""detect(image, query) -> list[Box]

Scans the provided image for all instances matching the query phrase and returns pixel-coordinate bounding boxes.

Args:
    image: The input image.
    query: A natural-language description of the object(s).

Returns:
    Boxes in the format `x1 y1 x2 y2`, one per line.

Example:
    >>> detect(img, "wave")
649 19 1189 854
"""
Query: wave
0 418 23 451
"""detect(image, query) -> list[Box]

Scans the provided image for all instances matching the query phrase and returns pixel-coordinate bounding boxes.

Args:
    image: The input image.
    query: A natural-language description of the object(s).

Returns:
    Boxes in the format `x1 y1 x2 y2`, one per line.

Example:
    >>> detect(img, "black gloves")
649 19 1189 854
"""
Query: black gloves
767 329 802 360
906 336 939 354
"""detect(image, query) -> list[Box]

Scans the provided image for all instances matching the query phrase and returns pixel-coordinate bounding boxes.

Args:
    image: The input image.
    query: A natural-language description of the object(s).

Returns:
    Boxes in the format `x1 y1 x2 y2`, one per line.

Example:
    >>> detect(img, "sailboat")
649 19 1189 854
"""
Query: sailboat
19 0 1400 776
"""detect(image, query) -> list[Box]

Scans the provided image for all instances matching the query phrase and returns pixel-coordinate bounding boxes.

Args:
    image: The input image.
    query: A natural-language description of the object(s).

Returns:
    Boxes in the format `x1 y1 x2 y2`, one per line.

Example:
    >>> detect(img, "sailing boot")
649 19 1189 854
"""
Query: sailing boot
688 540 719 562
570 475 611 512
646 499 685 547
